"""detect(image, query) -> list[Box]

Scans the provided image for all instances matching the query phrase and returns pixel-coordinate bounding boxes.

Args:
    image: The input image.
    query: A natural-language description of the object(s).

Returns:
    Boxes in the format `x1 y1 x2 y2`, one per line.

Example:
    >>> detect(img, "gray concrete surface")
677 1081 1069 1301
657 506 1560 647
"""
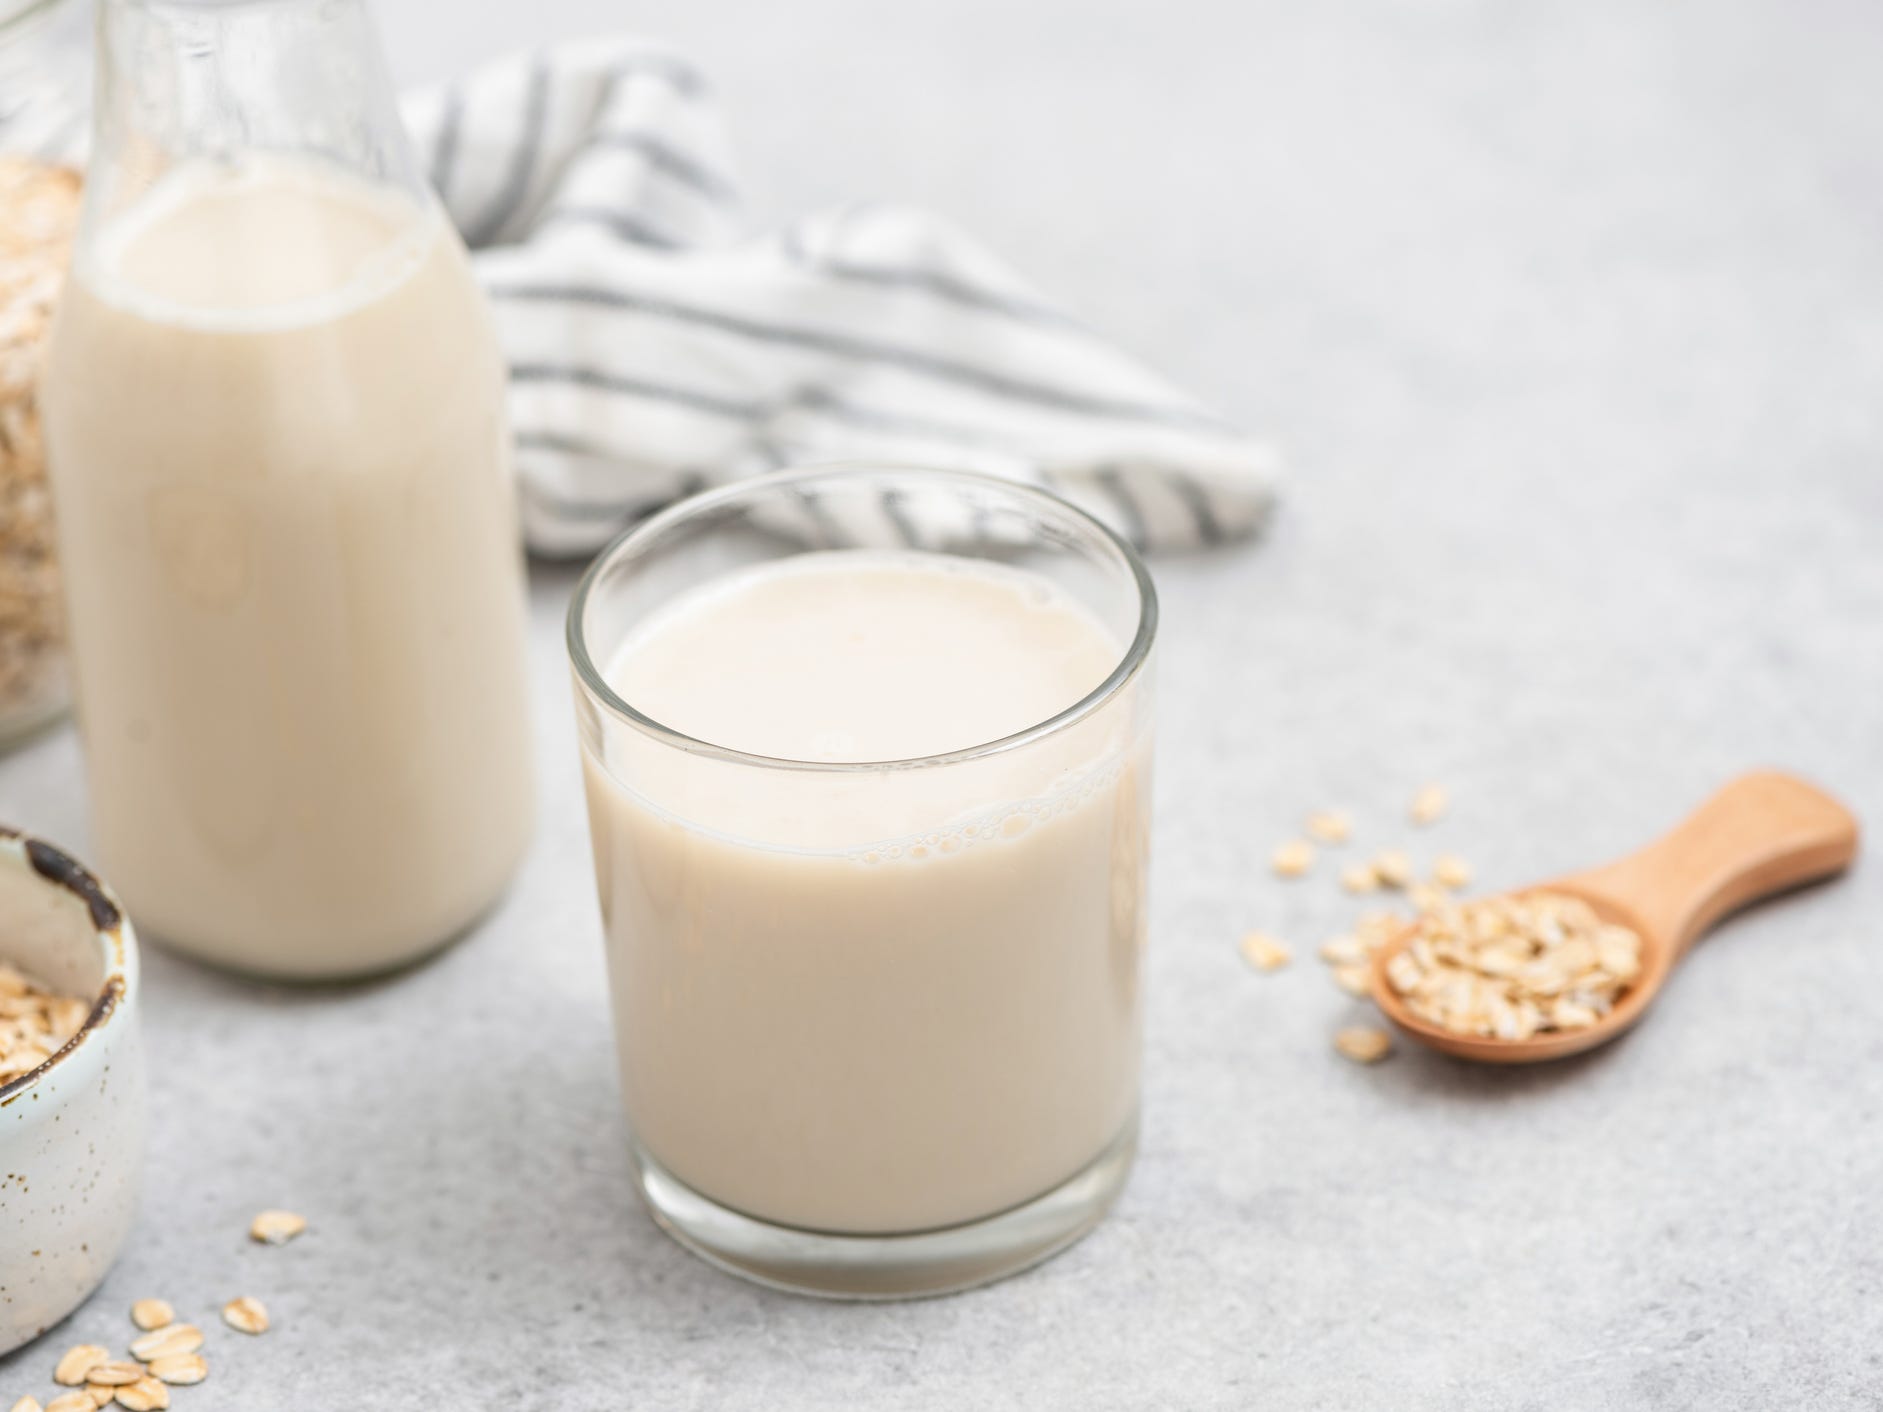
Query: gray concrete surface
4 0 1881 1406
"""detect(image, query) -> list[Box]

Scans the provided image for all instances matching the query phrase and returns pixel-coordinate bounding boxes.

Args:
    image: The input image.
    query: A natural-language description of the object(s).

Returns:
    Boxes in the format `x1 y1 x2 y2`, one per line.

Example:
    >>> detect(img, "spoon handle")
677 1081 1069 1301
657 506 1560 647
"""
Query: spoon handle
1566 770 1859 956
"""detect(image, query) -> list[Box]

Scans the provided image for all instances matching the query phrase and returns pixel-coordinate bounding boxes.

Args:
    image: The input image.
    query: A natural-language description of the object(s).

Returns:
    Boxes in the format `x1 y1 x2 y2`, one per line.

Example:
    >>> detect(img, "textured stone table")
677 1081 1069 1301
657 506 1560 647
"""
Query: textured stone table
4 0 1880 1406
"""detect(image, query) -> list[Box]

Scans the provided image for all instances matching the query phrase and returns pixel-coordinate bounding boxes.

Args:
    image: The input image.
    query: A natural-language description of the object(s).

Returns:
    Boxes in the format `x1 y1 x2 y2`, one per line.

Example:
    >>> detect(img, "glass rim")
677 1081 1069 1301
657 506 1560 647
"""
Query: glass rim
565 463 1159 774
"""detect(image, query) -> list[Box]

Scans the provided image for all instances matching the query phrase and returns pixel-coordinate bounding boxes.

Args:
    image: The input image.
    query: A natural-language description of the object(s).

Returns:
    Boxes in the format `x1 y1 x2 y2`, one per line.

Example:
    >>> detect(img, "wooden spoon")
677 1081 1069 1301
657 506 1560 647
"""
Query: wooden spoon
1369 771 1859 1064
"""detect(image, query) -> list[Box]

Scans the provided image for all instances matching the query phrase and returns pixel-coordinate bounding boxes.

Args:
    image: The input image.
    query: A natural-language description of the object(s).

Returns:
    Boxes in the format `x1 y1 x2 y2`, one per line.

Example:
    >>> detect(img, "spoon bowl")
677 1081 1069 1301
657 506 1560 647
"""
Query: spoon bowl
1369 771 1859 1064
1370 887 1663 1063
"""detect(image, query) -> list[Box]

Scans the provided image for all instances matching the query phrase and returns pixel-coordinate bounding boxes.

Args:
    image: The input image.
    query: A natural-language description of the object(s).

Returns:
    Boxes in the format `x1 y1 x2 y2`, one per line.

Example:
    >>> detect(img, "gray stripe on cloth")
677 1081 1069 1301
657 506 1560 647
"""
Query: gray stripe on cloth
510 365 1081 476
465 57 552 248
508 364 761 419
488 282 1235 432
800 256 1081 332
519 480 670 524
749 440 845 546
1165 470 1225 546
1092 466 1150 550
879 487 921 547
790 387 1006 448
779 220 811 265
794 485 845 546
515 429 620 455
585 131 736 203
967 494 995 547
778 207 1076 330
429 83 464 201
596 52 709 101
517 455 711 524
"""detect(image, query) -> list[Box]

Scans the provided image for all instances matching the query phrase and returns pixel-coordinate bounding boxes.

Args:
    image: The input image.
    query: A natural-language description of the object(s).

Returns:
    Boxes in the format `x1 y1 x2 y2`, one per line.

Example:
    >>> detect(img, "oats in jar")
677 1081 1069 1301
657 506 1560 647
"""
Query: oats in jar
0 157 79 738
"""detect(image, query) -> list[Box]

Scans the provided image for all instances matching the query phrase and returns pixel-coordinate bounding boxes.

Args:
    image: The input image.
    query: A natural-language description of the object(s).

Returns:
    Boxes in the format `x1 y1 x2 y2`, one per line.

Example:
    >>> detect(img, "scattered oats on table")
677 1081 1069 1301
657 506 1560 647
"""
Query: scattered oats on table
11 1396 44 1412
1238 932 1291 973
145 1356 205 1389
1370 850 1413 889
1304 809 1351 845
1340 862 1379 894
128 1326 200 1364
128 1301 173 1333
221 1297 269 1336
1432 854 1472 891
111 1378 167 1412
80 1391 111 1411
52 1347 108 1388
1331 964 1373 997
1334 1027 1393 1063
75 1365 138 1389
1318 935 1369 967
1410 784 1449 825
1270 839 1315 878
43 1394 93 1412
249 1209 307 1246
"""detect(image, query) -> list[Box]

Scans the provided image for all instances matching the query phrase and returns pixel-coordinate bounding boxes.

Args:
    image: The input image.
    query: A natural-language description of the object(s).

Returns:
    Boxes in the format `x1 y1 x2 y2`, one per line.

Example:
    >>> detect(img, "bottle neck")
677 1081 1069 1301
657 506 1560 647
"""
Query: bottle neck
87 0 421 232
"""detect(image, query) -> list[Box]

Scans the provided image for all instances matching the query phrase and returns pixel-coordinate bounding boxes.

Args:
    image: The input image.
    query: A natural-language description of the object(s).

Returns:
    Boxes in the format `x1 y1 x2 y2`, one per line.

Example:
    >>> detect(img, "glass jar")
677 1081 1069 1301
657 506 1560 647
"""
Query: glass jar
0 0 89 749
40 0 535 978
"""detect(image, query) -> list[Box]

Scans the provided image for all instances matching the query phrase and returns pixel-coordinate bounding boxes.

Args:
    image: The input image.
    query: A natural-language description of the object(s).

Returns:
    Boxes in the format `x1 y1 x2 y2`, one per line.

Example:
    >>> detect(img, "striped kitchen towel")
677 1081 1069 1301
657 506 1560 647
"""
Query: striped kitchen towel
398 39 1280 556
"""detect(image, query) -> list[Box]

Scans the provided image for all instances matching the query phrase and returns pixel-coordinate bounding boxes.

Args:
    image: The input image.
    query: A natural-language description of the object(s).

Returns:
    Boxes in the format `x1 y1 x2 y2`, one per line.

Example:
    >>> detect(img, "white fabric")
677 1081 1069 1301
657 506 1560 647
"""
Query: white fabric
399 38 1279 555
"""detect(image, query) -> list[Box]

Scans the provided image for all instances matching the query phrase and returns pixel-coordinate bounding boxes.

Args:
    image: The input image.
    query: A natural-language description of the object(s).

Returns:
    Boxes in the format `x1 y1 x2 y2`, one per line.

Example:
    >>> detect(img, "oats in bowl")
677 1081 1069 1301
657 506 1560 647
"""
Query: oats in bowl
0 960 90 1085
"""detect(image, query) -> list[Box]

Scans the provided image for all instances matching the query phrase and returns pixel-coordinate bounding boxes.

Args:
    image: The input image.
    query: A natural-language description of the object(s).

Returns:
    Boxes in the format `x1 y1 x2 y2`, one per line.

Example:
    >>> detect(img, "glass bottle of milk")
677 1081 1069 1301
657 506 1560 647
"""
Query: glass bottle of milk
41 0 535 979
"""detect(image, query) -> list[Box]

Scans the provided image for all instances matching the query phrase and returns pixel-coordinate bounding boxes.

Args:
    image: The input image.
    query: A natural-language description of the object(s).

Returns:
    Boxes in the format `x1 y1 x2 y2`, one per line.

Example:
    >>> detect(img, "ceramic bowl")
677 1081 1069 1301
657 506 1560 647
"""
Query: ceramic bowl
0 827 145 1355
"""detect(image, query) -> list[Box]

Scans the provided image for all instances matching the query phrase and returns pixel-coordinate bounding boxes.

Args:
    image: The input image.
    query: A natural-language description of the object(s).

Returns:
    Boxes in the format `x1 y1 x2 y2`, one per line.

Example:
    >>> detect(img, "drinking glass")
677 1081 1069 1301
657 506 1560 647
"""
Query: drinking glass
568 465 1157 1298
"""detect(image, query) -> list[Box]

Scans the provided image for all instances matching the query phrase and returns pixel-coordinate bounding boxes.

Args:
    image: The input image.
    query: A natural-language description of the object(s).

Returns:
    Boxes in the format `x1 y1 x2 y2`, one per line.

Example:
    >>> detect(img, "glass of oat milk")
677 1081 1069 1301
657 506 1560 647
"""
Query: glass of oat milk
568 466 1157 1297
39 0 534 978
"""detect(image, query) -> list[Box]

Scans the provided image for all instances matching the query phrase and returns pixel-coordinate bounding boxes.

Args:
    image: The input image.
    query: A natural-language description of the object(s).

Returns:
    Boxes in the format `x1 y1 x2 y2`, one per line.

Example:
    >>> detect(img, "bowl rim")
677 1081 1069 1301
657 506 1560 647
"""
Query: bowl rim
0 827 139 1110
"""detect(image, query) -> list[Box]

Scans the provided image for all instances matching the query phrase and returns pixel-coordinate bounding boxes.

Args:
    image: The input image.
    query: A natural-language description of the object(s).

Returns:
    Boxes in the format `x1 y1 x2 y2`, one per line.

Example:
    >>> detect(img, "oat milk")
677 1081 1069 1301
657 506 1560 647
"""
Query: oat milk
581 551 1150 1233
41 159 534 977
